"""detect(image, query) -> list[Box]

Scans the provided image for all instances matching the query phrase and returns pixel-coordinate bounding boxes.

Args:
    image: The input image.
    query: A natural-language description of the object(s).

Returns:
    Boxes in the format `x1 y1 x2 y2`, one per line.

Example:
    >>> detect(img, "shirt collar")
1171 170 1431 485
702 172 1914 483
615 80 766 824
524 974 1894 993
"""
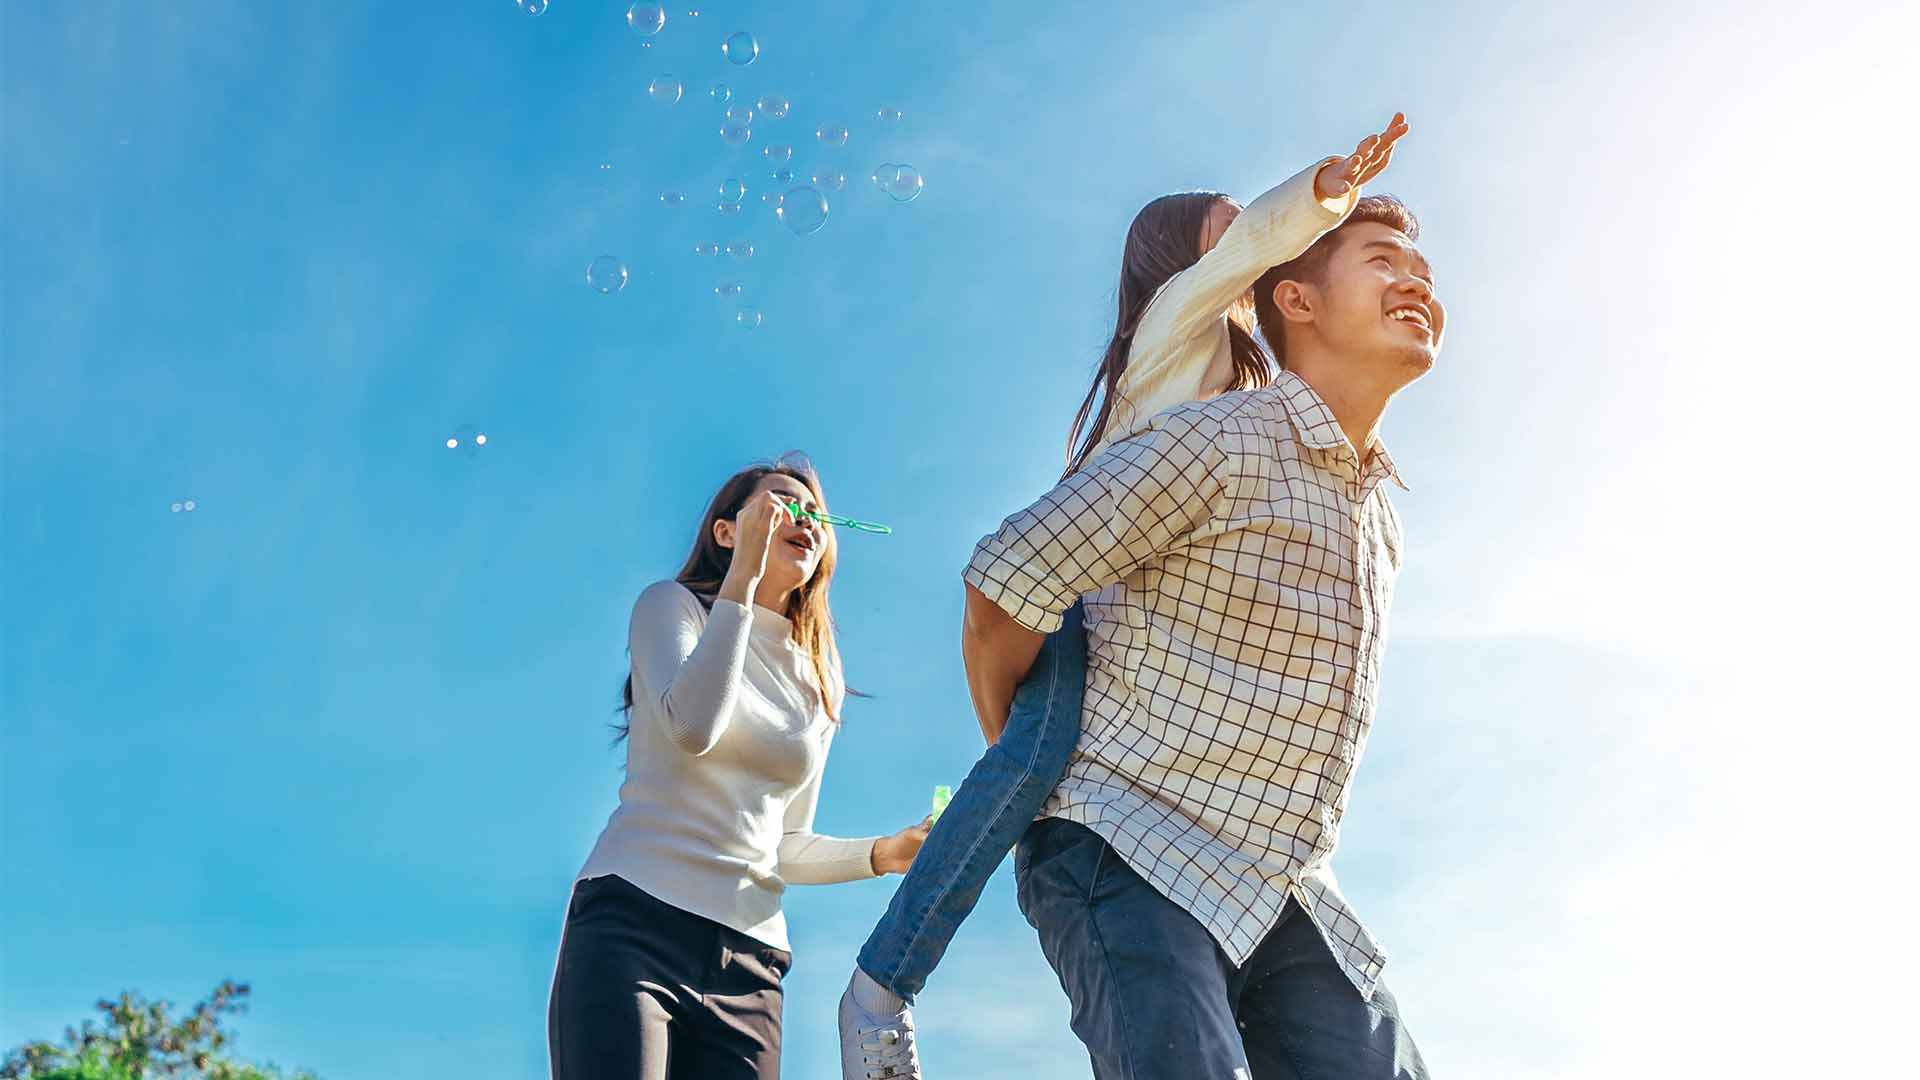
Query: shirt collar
1274 371 1411 493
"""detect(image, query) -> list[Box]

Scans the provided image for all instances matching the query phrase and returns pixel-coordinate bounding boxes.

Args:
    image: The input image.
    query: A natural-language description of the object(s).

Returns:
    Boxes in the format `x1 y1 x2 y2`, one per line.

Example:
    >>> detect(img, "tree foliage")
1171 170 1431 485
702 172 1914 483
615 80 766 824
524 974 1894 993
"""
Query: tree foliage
2 981 316 1080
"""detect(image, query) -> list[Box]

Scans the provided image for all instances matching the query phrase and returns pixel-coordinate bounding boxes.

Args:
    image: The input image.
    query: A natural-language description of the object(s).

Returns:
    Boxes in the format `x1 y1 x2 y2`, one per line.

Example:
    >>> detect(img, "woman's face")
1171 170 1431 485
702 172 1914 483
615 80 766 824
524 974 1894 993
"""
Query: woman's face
746 472 829 593
1199 198 1241 258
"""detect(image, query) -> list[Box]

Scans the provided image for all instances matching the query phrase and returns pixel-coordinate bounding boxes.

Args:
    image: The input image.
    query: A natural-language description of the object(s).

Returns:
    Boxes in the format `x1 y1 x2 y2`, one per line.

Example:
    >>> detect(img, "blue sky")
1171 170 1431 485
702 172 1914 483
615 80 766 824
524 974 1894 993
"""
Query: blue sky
4 2 1915 1077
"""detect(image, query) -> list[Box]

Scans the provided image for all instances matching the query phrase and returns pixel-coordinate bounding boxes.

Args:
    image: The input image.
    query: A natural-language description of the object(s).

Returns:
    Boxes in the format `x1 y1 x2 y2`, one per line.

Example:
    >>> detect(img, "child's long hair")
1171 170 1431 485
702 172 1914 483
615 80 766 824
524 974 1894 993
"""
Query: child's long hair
615 454 844 740
1064 191 1273 475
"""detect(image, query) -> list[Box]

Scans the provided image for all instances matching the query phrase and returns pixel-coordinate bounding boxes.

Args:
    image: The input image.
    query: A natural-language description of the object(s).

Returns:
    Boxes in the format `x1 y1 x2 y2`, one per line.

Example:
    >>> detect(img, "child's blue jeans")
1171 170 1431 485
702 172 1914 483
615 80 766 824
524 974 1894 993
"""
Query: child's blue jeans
854 601 1087 1002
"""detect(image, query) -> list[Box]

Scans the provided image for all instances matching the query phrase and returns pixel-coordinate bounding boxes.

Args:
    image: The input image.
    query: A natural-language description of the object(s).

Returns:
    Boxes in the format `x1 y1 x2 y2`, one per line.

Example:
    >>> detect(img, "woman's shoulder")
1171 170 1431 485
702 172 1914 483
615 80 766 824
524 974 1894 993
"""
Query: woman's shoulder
633 579 713 623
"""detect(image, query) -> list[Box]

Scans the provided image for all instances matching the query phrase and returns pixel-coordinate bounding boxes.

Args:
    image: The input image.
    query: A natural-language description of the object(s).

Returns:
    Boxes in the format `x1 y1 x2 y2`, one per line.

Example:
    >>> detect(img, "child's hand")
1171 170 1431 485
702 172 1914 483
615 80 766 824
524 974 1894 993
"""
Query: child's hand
1315 112 1410 200
871 816 934 874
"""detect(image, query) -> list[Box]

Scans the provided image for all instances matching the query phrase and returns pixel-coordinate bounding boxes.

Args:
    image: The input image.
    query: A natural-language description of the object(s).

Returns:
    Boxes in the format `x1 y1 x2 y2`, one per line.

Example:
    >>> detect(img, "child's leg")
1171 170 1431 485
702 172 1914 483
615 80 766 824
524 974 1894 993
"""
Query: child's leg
854 601 1087 1003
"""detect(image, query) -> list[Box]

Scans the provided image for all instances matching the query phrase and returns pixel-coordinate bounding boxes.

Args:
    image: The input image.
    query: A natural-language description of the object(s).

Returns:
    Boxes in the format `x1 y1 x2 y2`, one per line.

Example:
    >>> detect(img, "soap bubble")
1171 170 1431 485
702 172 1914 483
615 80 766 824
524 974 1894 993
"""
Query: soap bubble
736 307 762 329
597 161 613 175
660 191 685 206
716 201 743 215
771 166 796 186
648 75 682 105
722 31 758 66
718 177 746 203
183 499 196 511
760 190 784 208
518 0 547 15
720 123 751 147
447 425 490 458
725 240 754 260
724 103 754 125
688 8 701 16
872 163 924 202
816 124 849 148
777 186 830 235
715 281 743 297
170 501 183 513
876 106 903 122
763 143 792 164
756 94 790 119
709 82 731 105
694 241 720 256
626 3 665 33
587 255 629 293
811 170 846 191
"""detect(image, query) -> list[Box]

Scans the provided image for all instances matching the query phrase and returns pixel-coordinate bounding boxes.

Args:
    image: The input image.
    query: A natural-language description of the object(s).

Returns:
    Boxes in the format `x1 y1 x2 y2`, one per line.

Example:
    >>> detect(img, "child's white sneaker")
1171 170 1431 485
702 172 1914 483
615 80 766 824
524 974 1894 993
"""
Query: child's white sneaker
837 967 923 1080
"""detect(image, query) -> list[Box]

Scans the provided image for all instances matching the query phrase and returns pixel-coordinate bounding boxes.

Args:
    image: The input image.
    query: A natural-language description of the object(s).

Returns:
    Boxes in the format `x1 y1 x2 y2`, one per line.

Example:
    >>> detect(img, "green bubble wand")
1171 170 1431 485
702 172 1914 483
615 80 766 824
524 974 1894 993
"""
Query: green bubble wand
785 501 893 536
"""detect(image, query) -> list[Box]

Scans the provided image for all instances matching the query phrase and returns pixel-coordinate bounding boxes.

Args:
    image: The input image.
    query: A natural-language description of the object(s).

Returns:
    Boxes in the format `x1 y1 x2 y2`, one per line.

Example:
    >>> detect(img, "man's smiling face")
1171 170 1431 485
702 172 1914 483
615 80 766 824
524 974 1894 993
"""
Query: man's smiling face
1315 221 1445 382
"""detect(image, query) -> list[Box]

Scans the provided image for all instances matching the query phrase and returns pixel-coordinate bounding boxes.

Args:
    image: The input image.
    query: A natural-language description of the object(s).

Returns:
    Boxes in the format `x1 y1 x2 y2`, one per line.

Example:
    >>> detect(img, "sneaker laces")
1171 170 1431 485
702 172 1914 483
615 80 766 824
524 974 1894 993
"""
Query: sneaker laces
856 1017 922 1080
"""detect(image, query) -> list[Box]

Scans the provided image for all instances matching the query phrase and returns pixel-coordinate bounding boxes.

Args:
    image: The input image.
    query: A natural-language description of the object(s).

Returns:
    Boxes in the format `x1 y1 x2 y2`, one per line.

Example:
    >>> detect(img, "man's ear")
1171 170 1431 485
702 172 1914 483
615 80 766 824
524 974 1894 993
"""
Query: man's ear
713 518 737 550
1270 279 1318 326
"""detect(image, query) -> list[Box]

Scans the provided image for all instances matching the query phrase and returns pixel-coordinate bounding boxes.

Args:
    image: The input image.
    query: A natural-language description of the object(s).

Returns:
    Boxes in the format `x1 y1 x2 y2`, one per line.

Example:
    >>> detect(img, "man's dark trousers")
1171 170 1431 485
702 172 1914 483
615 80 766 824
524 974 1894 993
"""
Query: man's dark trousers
1015 818 1431 1079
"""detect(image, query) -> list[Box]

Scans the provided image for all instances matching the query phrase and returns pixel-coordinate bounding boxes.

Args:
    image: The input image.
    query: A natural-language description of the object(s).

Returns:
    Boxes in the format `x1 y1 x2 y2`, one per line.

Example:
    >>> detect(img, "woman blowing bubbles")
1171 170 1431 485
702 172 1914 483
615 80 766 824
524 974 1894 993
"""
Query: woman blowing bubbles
550 456 931 1080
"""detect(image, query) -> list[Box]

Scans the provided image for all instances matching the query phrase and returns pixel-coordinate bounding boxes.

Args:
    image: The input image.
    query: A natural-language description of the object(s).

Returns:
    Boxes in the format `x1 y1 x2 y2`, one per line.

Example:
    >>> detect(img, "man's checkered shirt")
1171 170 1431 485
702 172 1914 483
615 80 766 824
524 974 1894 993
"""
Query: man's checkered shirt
963 370 1409 999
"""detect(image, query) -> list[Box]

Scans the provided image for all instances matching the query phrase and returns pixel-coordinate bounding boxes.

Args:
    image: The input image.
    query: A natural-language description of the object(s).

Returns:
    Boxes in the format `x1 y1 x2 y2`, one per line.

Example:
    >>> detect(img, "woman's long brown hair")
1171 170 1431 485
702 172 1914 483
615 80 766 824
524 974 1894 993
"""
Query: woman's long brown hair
616 454 845 739
1064 191 1274 476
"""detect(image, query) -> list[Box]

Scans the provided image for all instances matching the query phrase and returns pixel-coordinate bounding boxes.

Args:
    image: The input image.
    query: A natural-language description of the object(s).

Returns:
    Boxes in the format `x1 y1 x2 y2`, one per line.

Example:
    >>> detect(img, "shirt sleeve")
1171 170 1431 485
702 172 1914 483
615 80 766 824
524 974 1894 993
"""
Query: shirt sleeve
964 402 1241 634
775 724 881 885
1108 157 1356 441
628 580 756 756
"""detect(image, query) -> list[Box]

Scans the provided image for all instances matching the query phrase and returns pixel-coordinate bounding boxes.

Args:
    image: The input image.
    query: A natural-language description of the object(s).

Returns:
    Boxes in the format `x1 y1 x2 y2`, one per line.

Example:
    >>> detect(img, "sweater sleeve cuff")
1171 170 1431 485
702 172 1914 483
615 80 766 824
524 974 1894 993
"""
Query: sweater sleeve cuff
1308 154 1361 219
777 834 883 885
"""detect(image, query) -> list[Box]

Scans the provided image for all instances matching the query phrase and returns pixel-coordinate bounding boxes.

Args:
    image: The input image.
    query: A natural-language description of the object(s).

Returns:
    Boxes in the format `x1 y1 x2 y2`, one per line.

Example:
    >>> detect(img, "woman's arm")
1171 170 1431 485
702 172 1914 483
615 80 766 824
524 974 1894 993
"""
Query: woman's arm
629 580 756 756
776 726 885 884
